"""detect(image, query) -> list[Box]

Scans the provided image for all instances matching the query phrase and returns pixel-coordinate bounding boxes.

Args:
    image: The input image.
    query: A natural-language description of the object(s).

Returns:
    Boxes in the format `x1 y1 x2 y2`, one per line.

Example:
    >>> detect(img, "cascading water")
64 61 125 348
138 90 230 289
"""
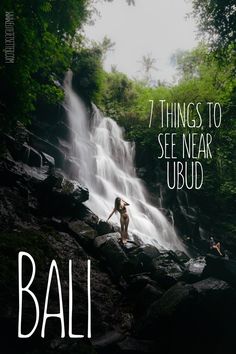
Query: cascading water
63 71 184 251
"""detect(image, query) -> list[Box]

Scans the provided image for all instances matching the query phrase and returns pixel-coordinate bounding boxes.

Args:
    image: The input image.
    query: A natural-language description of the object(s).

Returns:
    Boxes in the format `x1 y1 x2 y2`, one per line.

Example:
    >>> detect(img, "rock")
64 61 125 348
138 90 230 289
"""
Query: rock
151 252 185 288
129 232 145 247
183 256 206 282
27 145 43 167
67 219 97 248
51 217 66 230
0 186 38 229
0 154 24 186
7 138 29 162
127 274 158 292
94 233 129 277
41 152 55 166
128 245 161 273
42 170 64 188
0 153 47 188
125 274 164 310
77 204 100 229
121 240 140 252
203 254 236 287
192 276 232 294
28 131 66 168
39 171 89 215
126 248 185 287
92 330 125 348
15 121 29 143
133 283 164 314
170 250 190 264
94 234 110 248
137 277 236 351
117 337 156 353
76 207 117 236
3 134 43 168
97 219 114 235
54 178 88 203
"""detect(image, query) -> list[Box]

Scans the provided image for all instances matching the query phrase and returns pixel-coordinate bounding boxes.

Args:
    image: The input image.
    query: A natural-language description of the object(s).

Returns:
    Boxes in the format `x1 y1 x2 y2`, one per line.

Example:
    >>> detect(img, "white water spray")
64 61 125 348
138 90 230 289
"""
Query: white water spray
64 71 184 251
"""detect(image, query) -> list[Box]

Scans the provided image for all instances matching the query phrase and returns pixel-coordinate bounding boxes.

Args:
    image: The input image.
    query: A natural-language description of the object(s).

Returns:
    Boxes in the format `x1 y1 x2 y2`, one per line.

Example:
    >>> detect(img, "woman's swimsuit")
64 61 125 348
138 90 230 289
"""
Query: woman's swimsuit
118 205 128 219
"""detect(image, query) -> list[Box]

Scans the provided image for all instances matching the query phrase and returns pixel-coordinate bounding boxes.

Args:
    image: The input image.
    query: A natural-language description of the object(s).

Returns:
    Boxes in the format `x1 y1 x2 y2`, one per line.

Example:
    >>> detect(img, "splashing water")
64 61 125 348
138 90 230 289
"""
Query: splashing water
63 71 184 251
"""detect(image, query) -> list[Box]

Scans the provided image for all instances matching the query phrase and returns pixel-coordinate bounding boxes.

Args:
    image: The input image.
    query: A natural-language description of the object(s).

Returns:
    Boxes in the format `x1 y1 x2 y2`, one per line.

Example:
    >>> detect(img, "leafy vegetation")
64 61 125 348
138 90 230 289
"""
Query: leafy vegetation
192 0 236 50
0 0 93 128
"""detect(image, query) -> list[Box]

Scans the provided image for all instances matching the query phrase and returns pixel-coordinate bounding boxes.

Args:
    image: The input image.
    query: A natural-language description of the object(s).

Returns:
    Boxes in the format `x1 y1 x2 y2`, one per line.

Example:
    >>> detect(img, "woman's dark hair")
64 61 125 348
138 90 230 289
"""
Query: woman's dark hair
115 197 121 210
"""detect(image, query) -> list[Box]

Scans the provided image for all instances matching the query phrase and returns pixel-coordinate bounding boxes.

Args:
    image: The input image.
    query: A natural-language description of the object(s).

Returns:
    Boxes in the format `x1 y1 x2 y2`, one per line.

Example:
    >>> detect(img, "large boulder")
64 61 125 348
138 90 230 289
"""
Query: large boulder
203 254 236 287
28 131 66 168
0 153 49 191
39 171 89 215
51 176 88 202
27 145 43 167
182 256 206 283
75 205 116 236
170 250 190 264
125 247 186 288
126 274 160 293
151 251 185 288
4 134 43 168
67 219 97 248
136 277 236 353
126 274 164 314
91 330 125 350
94 233 129 277
127 245 161 273
97 219 115 236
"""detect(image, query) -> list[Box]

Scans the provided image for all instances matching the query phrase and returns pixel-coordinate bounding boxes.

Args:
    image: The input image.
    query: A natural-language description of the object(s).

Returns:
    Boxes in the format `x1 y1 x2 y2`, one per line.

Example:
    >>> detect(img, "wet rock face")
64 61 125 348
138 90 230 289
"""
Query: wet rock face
38 171 89 216
67 219 97 248
203 254 236 287
136 278 236 353
94 233 130 277
151 252 185 288
42 172 89 202
128 245 161 272
183 256 206 283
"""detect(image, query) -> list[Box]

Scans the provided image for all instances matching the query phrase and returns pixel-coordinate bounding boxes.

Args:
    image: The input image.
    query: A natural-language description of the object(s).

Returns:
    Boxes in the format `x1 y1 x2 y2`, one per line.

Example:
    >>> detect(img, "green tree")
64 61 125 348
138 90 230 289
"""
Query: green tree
72 46 105 103
92 35 115 62
0 0 92 128
192 0 236 50
138 54 158 86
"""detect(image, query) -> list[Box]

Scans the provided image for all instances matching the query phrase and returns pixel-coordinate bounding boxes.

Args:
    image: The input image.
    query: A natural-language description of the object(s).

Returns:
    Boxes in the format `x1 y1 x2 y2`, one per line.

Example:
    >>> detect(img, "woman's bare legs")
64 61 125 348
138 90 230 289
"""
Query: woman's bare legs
213 242 223 256
124 216 129 242
120 218 125 243
120 216 129 244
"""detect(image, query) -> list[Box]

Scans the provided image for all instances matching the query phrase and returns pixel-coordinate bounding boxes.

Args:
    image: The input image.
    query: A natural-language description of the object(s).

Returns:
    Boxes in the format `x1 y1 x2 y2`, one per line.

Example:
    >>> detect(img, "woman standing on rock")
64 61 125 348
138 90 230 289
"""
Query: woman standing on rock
107 197 130 244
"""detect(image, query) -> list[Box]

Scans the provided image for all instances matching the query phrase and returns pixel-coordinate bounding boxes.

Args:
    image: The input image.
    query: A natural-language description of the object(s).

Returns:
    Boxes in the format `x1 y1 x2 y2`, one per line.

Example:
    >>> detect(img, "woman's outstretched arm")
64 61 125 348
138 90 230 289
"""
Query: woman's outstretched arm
106 208 115 222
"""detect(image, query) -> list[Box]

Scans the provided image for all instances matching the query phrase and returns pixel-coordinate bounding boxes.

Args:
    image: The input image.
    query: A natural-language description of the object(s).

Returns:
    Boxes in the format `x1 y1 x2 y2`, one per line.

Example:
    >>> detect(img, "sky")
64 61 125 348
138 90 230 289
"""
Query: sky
84 0 199 83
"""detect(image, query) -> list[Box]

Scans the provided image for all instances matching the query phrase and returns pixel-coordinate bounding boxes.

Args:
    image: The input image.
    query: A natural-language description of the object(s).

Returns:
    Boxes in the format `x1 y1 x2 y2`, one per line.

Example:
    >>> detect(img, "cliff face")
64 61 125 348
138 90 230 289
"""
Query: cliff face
1 115 236 354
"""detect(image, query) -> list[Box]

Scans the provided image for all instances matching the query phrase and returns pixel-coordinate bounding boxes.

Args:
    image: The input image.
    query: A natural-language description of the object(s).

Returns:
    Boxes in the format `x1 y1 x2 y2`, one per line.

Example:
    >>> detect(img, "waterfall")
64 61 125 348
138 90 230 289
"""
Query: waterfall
63 71 184 251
